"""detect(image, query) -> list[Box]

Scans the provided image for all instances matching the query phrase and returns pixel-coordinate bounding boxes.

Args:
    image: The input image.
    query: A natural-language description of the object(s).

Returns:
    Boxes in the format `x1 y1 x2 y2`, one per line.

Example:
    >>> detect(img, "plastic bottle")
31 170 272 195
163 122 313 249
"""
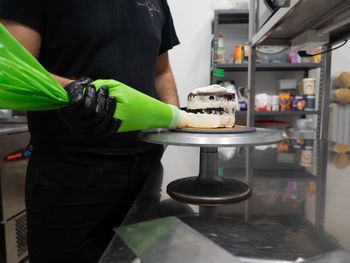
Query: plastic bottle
237 86 248 111
224 81 240 111
216 34 225 63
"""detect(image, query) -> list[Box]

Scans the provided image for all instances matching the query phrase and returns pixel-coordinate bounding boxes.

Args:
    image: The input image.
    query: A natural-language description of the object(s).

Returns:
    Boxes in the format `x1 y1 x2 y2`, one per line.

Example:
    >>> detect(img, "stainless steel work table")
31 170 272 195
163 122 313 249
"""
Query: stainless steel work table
0 123 27 135
100 138 350 262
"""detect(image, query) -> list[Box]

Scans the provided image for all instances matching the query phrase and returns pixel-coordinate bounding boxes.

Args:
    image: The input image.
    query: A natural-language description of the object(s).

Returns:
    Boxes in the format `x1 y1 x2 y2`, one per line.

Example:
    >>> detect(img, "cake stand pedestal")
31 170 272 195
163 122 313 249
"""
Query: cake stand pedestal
139 127 282 205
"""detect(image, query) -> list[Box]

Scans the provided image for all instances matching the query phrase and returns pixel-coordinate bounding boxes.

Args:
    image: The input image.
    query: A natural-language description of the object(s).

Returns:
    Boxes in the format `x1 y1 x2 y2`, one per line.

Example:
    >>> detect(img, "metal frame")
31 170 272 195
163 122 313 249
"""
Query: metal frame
210 11 219 85
319 44 332 140
314 140 328 229
247 1 256 127
251 0 301 46
248 0 331 139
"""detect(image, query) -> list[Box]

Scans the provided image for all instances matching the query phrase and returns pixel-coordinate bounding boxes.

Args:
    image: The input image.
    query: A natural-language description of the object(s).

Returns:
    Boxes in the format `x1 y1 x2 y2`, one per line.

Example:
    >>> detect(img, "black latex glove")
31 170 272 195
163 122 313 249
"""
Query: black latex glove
59 77 121 137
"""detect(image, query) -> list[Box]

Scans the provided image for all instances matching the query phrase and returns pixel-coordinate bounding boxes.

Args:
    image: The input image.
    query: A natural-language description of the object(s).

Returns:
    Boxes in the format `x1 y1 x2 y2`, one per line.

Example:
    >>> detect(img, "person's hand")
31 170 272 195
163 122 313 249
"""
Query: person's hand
59 77 121 138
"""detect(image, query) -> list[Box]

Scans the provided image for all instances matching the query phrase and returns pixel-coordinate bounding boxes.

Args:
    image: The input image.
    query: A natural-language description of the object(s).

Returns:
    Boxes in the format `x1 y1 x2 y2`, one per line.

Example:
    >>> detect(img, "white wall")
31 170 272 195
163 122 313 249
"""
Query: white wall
167 0 213 107
331 41 350 74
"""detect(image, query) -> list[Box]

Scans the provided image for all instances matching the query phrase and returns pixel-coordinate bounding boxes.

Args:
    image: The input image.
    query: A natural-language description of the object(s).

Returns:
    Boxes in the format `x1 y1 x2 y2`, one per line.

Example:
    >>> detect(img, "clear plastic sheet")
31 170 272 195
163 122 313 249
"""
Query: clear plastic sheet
115 217 240 263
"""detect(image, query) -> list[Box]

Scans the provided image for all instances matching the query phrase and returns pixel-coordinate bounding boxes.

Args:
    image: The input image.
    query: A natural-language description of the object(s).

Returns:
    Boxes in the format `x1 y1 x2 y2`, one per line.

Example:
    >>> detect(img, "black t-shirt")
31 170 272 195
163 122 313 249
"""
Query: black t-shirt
0 0 179 154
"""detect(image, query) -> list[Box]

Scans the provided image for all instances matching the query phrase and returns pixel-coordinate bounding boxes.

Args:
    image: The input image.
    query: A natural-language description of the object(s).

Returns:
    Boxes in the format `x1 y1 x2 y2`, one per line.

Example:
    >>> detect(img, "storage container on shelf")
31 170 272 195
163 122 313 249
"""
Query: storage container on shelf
279 79 297 111
302 78 316 95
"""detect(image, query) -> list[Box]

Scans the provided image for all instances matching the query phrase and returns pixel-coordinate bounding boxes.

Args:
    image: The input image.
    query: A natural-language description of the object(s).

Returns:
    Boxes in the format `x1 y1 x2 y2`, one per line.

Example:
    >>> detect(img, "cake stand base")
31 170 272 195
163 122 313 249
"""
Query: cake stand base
167 176 252 205
166 147 251 205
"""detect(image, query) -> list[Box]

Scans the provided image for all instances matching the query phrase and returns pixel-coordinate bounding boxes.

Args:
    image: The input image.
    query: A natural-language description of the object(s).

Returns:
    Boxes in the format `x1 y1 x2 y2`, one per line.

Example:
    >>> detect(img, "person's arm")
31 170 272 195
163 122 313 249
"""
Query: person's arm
0 19 74 87
155 51 180 107
1 18 120 135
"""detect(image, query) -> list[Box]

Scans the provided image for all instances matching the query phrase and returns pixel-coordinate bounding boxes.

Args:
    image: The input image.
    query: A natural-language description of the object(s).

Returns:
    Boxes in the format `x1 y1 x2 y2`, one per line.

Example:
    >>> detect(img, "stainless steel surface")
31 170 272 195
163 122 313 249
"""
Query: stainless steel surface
248 0 257 128
100 140 350 262
318 16 350 35
0 130 29 220
0 124 27 135
0 126 29 263
320 44 332 140
252 0 350 45
256 0 272 34
252 0 300 45
139 128 283 147
0 116 27 124
0 111 11 120
115 217 241 263
2 212 28 263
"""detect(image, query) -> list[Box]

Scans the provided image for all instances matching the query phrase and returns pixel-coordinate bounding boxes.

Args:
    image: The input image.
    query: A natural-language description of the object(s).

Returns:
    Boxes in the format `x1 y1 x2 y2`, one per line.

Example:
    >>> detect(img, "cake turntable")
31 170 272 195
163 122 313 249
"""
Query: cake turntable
139 126 283 205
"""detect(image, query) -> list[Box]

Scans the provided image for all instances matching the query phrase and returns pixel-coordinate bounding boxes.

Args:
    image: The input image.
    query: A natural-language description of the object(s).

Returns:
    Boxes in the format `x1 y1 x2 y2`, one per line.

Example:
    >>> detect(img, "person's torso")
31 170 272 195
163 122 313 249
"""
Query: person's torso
29 0 168 154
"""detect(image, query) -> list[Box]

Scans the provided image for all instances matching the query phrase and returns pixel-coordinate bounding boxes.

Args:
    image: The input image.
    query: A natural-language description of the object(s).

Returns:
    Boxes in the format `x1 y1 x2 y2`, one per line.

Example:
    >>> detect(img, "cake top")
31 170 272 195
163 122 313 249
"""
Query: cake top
192 84 234 95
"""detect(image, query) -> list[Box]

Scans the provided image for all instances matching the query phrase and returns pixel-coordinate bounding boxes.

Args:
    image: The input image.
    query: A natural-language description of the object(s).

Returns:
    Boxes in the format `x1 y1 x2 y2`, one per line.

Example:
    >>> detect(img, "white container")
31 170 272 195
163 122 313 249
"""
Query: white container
302 78 316 95
300 149 313 167
0 109 12 119
279 79 297 90
270 95 280 111
293 119 313 129
216 34 225 63
255 93 269 111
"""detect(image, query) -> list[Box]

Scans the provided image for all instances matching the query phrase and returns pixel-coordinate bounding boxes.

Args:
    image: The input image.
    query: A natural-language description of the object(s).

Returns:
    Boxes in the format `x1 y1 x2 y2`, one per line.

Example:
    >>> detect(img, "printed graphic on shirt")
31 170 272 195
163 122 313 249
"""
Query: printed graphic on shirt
137 0 160 17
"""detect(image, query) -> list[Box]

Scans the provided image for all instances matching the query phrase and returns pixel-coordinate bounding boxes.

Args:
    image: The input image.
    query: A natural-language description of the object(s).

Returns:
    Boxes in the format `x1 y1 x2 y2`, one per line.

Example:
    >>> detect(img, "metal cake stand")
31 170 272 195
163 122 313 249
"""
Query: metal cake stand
139 127 283 205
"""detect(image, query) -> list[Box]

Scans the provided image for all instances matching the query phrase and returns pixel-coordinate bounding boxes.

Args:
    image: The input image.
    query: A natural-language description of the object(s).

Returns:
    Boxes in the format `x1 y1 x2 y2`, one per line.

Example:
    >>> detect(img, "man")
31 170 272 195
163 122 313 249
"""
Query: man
0 0 180 262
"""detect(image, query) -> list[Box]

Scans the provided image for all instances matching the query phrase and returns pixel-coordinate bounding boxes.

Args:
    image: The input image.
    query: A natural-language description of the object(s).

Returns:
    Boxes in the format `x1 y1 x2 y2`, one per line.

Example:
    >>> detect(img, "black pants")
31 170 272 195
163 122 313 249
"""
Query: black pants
25 146 163 263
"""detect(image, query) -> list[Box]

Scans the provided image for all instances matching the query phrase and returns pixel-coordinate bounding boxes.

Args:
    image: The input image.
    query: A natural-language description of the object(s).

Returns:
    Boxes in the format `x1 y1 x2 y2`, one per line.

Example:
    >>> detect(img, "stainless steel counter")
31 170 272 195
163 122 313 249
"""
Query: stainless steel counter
0 122 29 262
100 140 350 262
0 116 28 135
0 123 28 135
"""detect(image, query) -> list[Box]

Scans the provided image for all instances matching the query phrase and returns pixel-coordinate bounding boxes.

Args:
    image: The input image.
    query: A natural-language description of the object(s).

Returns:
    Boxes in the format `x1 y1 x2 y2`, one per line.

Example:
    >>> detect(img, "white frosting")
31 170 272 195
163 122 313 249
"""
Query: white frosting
177 109 191 128
177 110 235 128
192 84 234 94
187 95 236 110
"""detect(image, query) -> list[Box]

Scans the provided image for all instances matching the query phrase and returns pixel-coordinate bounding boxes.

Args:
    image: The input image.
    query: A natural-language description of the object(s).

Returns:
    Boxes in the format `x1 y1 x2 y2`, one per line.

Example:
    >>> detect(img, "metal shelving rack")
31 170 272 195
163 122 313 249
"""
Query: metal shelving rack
247 0 350 230
211 9 249 83
248 0 350 139
211 9 323 127
236 110 319 116
215 63 321 72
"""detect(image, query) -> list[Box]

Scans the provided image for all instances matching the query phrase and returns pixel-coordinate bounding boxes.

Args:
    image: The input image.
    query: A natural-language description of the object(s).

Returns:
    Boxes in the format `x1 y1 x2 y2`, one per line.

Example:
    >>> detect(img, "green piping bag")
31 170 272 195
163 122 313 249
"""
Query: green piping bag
0 22 180 132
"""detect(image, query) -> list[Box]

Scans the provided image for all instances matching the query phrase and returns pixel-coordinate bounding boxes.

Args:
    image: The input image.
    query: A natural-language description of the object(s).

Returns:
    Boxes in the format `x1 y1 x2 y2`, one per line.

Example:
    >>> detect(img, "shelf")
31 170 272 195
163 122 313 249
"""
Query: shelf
225 168 318 182
252 0 350 46
253 169 318 182
214 63 321 72
215 9 249 24
236 111 319 116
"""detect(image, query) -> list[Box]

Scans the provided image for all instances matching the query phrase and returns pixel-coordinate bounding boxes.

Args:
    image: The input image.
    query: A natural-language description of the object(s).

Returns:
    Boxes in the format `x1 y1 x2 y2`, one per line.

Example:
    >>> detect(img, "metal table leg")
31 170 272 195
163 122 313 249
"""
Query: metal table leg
167 147 252 205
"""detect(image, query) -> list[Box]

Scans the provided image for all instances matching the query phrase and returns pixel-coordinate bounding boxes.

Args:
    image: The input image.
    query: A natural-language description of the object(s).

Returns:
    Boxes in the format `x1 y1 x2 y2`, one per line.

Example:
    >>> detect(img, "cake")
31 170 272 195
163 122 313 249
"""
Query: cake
179 85 236 128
